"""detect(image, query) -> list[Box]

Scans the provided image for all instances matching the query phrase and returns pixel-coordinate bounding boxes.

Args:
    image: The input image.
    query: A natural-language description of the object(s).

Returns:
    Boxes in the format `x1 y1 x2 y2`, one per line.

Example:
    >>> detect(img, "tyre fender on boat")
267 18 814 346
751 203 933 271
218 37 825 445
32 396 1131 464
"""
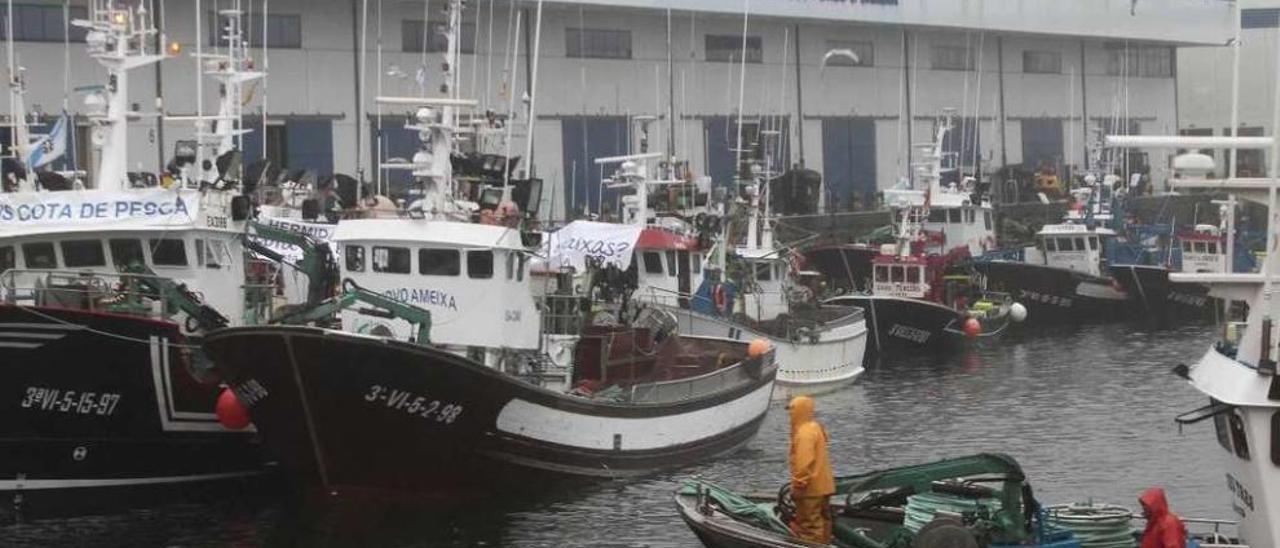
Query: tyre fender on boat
915 518 978 548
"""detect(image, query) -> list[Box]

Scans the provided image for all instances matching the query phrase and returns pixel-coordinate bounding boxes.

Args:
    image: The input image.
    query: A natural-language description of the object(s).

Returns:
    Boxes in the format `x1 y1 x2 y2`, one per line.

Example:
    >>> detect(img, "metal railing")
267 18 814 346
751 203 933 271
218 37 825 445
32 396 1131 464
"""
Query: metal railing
626 352 761 404
1 268 189 321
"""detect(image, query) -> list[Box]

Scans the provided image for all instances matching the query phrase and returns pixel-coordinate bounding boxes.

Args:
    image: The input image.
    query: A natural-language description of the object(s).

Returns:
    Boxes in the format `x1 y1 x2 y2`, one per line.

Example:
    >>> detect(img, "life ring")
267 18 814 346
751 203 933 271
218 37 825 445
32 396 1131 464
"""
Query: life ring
713 284 728 314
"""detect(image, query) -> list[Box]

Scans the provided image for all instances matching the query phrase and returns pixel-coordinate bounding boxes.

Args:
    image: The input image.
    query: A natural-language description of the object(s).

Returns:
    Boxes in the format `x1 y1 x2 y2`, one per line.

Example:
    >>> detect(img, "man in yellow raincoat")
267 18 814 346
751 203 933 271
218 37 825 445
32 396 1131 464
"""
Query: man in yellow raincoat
788 395 835 543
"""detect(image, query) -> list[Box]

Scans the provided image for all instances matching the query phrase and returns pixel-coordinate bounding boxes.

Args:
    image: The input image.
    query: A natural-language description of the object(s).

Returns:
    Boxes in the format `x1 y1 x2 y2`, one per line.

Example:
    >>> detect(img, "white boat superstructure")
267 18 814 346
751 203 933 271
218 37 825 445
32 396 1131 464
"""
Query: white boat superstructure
1 2 266 330
882 112 995 257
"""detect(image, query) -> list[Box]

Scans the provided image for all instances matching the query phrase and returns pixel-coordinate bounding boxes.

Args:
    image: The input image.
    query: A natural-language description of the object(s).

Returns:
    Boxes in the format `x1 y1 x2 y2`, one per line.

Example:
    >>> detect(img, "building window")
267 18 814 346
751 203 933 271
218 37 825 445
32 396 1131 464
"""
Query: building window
706 35 762 63
345 244 366 271
566 27 631 59
149 239 188 267
823 40 873 67
372 246 411 274
402 20 476 53
931 46 974 71
467 250 493 279
211 12 302 49
0 4 87 42
418 248 459 276
1106 45 1173 77
61 240 105 268
109 239 145 270
642 252 663 274
1022 50 1062 74
1242 8 1280 29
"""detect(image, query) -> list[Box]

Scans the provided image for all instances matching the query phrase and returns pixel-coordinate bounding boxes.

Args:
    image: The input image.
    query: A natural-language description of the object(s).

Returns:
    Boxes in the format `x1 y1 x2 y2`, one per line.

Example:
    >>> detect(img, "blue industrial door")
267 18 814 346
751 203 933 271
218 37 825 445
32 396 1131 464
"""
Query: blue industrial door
561 116 628 219
1021 119 1063 169
704 116 790 188
821 118 876 211
242 119 331 177
371 117 419 196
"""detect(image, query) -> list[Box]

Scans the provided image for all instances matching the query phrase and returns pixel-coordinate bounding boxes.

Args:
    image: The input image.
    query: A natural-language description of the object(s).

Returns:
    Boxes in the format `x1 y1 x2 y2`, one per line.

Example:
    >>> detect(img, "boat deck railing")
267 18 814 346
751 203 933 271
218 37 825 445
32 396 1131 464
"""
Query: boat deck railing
1 268 190 321
625 355 760 404
637 285 865 337
539 293 585 336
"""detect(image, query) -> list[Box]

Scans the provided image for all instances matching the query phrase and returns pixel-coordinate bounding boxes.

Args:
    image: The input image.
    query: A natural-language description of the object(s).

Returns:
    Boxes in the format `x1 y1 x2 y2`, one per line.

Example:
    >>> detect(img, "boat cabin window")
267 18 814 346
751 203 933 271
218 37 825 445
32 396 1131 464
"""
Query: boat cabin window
874 265 888 282
1208 242 1219 254
371 246 411 274
61 240 105 268
1044 238 1057 252
905 266 920 283
1057 238 1073 252
196 239 231 269
665 251 677 277
417 248 458 276
345 245 365 272
692 253 702 274
1075 237 1085 252
948 209 962 223
1213 403 1233 454
0 246 13 272
467 250 494 279
964 209 975 224
642 252 663 274
891 266 904 283
755 262 772 282
517 254 526 281
149 239 188 267
984 211 992 230
22 242 56 269
928 209 947 223
776 263 785 280
1194 242 1206 253
110 239 145 270
1230 410 1251 460
1088 237 1098 251
1272 410 1279 466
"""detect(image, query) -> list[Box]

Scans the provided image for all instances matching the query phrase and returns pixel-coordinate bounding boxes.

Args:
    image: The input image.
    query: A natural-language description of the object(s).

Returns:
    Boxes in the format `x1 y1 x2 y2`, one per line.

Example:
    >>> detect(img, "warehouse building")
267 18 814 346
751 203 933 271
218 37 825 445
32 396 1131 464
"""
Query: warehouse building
2 0 1234 219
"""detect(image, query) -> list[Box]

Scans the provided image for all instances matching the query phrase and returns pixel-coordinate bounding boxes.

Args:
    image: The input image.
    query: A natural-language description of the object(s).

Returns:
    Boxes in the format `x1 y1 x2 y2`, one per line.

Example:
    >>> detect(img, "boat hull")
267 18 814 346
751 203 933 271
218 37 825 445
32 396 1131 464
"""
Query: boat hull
0 304 264 515
825 295 965 359
664 307 866 397
971 261 1128 324
202 326 777 499
1107 264 1215 325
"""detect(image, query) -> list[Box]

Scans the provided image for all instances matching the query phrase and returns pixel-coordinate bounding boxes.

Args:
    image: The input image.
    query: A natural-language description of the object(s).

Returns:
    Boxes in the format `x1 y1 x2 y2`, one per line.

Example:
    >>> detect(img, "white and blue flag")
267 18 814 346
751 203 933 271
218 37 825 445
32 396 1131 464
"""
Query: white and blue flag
26 113 69 169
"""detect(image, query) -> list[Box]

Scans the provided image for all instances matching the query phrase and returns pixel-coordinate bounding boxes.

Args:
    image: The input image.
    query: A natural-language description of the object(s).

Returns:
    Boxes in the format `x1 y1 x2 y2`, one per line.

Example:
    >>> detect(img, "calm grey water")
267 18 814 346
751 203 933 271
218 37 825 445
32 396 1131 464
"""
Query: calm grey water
2 324 1228 547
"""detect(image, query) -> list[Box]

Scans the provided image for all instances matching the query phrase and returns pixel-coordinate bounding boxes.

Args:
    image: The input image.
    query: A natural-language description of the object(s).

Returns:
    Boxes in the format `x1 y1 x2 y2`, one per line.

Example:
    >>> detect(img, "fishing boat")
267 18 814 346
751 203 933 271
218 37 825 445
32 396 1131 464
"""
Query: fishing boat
201 0 778 499
675 453 1081 548
675 452 1243 548
825 206 1025 358
591 124 866 396
0 2 286 511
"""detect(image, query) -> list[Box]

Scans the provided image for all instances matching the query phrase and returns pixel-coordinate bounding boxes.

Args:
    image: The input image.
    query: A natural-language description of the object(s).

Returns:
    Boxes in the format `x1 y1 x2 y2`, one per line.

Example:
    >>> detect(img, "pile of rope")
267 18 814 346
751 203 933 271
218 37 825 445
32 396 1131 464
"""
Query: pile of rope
1046 502 1136 548
903 491 1002 533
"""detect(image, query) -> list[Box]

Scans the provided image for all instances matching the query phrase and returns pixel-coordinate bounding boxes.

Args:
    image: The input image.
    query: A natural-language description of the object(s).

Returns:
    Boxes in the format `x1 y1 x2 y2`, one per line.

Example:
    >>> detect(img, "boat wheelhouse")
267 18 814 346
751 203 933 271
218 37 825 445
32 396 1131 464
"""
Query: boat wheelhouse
1179 225 1228 274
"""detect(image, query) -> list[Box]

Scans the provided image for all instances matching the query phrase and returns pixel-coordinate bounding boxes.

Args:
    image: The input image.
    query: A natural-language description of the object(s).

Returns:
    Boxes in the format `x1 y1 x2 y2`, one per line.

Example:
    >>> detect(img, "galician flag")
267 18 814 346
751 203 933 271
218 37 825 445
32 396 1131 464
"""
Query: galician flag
26 113 69 169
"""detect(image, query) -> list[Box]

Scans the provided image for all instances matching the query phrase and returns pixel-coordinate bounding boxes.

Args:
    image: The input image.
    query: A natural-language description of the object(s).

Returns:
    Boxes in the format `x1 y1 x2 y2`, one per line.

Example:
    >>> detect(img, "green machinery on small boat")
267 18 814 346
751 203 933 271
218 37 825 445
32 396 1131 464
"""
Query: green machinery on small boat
675 453 1081 548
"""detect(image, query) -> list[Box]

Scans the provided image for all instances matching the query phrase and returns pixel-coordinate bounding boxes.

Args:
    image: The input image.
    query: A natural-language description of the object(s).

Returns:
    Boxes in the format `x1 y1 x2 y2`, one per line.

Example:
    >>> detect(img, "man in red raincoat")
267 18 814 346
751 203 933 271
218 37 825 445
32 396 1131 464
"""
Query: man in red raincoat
1139 487 1187 548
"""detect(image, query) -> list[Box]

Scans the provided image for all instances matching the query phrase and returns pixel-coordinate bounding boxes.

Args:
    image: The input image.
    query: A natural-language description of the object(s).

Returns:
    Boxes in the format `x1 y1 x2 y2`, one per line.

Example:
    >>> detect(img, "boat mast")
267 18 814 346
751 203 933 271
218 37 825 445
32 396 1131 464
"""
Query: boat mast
5 0 32 192
78 0 169 192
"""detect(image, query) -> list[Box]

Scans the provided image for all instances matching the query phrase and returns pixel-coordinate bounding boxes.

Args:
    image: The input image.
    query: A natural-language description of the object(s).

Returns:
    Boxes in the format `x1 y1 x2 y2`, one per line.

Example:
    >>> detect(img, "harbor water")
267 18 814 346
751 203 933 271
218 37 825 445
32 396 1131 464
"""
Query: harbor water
2 324 1225 547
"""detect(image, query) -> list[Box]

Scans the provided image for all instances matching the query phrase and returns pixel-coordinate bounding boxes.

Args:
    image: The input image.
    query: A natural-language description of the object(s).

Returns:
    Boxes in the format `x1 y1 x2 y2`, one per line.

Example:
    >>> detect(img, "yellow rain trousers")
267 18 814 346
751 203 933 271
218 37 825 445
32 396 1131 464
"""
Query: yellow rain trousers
788 395 835 544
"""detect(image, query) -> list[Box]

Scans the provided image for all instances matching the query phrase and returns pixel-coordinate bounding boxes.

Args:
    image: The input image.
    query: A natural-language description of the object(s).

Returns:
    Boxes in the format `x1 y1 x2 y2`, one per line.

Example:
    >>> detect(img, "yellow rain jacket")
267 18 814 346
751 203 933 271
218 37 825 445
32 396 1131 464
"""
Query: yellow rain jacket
788 396 835 497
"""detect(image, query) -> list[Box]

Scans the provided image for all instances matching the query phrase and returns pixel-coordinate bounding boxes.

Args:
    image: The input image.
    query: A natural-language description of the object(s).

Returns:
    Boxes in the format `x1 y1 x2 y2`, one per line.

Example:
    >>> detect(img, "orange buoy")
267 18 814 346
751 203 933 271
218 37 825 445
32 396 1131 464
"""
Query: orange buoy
748 338 772 358
215 388 251 430
962 317 982 339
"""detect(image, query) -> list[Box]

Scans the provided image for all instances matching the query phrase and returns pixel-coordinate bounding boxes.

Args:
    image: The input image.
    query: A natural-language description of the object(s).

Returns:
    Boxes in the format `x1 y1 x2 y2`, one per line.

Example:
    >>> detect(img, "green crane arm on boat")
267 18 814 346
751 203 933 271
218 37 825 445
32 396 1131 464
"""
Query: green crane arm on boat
243 220 341 307
113 263 230 332
273 280 432 344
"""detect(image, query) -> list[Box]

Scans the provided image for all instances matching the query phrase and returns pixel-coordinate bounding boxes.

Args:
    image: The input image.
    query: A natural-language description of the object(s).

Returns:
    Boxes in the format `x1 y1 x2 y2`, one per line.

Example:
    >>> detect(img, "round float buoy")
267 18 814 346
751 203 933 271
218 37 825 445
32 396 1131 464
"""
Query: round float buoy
1009 302 1028 323
215 387 251 430
748 338 772 358
962 317 981 339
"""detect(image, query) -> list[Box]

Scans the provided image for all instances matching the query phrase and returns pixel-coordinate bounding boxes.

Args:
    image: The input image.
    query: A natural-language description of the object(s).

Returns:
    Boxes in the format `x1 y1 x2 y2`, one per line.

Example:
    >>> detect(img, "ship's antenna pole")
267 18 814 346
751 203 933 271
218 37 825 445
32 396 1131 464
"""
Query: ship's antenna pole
501 11 521 193
519 0 543 188
1228 1 1242 182
732 0 748 189
195 0 204 188
262 0 268 162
